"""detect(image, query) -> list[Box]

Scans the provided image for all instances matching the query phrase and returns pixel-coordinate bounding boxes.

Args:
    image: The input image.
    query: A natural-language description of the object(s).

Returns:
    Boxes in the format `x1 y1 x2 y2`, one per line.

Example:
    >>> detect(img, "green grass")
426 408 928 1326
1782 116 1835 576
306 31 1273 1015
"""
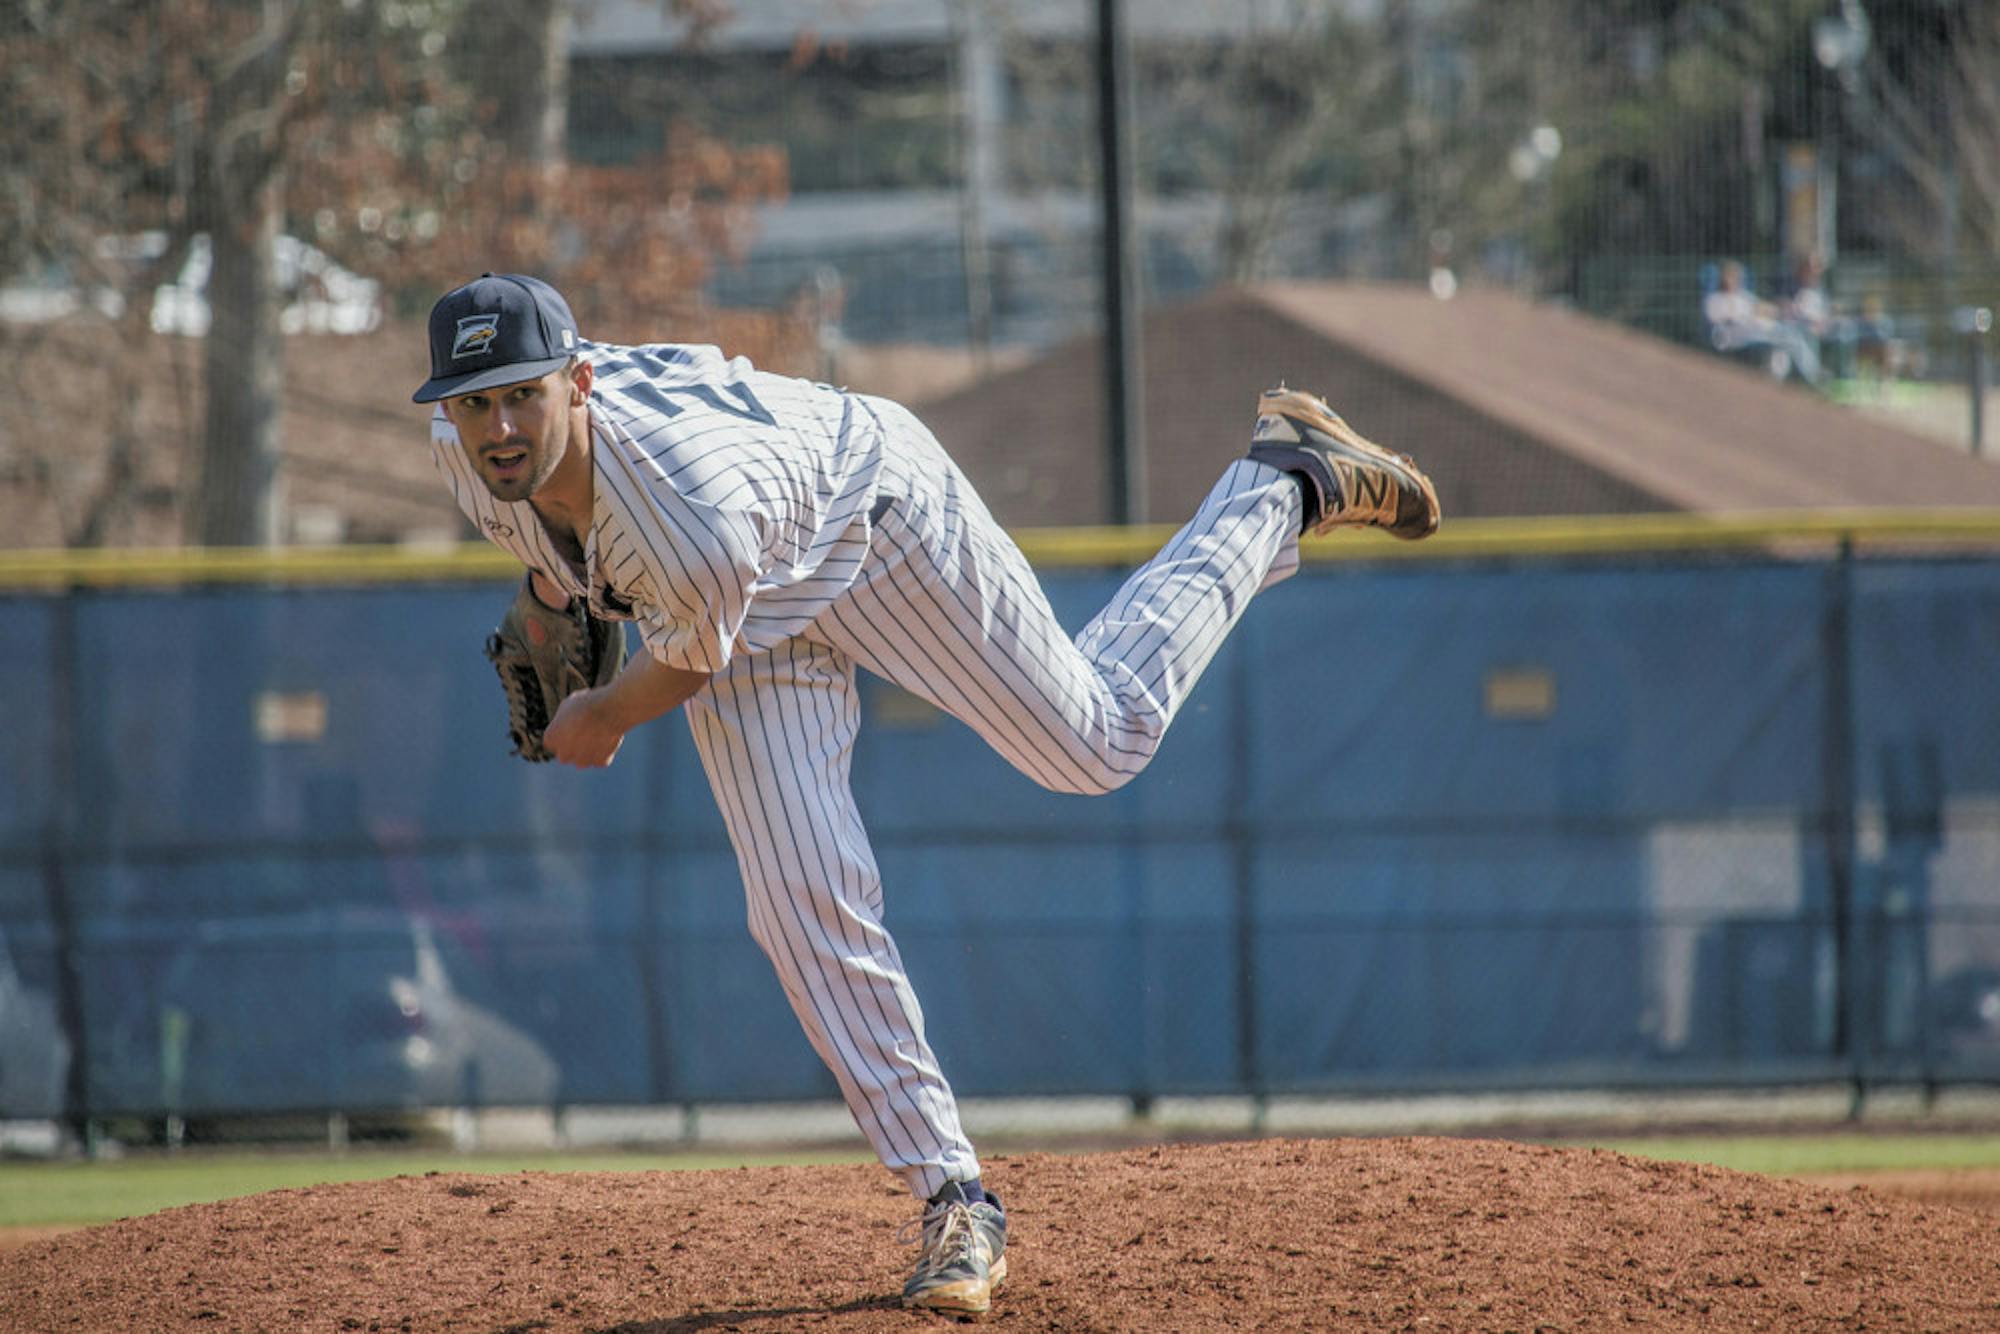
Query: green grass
1575 1134 2000 1178
0 1147 874 1229
1822 376 1939 409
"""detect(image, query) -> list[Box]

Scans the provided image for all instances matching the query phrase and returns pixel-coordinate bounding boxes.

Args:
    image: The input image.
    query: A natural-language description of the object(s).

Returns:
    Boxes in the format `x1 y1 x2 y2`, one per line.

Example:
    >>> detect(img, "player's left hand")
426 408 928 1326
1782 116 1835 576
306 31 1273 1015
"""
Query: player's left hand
542 689 627 768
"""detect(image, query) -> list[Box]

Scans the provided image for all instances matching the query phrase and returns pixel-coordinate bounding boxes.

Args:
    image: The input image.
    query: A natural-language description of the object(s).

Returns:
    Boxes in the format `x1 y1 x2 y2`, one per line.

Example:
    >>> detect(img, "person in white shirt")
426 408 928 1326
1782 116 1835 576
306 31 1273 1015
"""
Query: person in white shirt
1704 258 1822 385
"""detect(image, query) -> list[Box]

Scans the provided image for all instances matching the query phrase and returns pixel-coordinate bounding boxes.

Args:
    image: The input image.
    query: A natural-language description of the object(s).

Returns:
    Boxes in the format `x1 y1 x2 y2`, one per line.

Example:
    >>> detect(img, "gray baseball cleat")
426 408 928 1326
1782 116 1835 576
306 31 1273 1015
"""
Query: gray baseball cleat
1248 386 1441 539
901 1182 1008 1314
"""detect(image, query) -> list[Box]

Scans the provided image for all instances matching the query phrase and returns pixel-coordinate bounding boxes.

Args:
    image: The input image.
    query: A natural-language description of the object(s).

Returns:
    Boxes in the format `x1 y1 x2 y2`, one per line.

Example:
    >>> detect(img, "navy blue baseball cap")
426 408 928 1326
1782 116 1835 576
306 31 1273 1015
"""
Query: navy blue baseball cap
412 272 581 403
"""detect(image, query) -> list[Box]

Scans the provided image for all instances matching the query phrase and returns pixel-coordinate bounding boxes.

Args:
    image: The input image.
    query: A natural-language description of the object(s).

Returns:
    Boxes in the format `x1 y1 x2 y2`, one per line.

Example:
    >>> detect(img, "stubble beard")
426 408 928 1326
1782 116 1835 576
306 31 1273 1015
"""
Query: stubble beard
479 434 563 504
482 467 536 504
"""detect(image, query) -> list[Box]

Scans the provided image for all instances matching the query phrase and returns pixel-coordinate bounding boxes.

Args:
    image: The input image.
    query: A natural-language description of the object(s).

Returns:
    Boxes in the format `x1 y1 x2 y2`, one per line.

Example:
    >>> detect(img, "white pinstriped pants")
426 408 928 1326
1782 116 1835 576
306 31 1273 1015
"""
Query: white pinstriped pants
681 403 1301 1199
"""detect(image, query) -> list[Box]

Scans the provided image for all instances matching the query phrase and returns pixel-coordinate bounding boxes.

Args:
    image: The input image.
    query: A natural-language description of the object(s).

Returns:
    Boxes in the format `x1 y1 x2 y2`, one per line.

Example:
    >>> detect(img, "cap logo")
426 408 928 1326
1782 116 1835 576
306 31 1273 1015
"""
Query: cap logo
452 314 500 359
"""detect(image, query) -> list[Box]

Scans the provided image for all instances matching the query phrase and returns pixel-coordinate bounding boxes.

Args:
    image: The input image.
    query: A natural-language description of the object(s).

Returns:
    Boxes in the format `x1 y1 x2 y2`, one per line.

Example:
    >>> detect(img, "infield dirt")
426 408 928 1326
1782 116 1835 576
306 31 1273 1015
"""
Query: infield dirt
2 1136 1997 1332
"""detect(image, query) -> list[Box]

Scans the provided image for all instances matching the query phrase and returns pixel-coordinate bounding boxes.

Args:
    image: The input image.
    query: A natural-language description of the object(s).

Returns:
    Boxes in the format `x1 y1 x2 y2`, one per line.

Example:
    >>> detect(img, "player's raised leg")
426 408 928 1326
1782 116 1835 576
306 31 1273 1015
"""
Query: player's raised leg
812 390 1436 795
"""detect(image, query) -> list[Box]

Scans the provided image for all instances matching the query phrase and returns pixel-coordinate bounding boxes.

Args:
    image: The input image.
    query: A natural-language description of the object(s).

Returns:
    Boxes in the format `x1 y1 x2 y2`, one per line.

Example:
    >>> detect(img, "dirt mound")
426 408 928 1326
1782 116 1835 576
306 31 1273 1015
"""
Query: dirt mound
2 1137 1994 1332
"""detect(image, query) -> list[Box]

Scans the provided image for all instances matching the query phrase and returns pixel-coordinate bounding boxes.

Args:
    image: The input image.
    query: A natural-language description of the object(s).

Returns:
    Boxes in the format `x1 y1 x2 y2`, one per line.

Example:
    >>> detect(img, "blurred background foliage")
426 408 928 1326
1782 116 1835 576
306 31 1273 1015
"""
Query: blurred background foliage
0 0 1995 547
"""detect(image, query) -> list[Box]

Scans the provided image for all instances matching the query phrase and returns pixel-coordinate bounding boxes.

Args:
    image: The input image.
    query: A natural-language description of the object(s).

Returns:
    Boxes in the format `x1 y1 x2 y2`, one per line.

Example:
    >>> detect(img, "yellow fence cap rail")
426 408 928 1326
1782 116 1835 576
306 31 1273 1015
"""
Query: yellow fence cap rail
0 542 519 590
1012 508 2000 565
4 508 2000 590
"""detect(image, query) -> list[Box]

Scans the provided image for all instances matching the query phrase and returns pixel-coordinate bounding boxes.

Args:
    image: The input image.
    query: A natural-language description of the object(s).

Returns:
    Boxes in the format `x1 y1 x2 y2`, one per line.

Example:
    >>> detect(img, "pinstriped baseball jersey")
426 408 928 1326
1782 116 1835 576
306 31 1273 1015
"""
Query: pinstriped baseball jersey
432 340 1304 1202
432 341 879 672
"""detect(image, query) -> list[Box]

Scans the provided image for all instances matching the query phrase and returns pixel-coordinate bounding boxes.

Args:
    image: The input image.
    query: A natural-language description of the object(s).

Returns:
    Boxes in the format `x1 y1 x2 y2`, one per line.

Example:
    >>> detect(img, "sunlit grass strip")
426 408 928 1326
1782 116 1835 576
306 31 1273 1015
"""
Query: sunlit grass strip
1584 1133 2000 1178
5 509 2000 590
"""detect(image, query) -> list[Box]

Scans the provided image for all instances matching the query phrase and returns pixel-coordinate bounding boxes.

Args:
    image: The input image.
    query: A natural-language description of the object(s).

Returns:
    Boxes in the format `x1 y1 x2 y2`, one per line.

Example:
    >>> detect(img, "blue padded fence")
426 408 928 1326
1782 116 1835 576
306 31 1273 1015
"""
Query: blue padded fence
2 546 1999 1123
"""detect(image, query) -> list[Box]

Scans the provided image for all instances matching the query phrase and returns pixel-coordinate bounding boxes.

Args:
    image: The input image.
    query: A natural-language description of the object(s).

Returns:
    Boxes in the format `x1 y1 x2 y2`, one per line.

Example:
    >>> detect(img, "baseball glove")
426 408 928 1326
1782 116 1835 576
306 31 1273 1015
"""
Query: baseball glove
484 573 629 762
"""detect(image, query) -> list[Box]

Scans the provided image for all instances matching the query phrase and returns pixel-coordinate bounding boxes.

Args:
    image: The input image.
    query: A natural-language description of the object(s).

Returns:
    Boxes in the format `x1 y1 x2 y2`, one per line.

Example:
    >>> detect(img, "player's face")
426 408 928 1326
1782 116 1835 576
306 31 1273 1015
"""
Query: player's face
442 366 579 503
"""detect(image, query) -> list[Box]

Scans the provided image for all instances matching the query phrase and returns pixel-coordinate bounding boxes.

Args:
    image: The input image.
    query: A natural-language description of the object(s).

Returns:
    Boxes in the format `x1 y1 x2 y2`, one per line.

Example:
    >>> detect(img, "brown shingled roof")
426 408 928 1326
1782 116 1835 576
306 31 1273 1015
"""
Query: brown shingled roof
12 282 1991 551
909 281 2000 530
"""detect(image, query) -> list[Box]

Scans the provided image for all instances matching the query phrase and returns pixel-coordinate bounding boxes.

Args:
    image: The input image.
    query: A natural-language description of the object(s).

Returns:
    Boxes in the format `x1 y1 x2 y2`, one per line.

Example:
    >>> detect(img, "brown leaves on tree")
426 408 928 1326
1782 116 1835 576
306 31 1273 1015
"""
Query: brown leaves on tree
1 0 801 547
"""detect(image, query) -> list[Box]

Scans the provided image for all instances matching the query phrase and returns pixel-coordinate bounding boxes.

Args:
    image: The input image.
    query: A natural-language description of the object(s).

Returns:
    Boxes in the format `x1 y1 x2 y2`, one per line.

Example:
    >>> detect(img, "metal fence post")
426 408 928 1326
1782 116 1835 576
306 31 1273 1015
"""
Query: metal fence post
1227 633 1261 1116
39 589 92 1150
637 711 677 1107
1970 308 1990 457
1821 538 1862 1113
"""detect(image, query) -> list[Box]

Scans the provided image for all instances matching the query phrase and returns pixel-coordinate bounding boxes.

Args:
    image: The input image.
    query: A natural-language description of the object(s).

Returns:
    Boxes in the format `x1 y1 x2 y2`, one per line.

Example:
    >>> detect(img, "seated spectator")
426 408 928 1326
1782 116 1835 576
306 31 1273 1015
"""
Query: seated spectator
1781 250 1872 380
1703 258 1824 386
1852 293 1908 386
1782 252 1832 338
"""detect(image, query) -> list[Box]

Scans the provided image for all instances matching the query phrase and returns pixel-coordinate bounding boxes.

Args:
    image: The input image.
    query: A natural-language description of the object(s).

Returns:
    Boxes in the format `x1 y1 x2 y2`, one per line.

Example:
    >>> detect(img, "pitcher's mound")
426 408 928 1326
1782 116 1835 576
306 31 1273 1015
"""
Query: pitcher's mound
2 1137 1994 1331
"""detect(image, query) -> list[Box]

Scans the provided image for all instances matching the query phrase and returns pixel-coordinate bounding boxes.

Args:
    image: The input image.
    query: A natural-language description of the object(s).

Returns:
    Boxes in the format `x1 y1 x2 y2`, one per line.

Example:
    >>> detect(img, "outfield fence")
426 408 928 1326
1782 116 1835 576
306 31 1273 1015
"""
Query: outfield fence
3 514 2000 1137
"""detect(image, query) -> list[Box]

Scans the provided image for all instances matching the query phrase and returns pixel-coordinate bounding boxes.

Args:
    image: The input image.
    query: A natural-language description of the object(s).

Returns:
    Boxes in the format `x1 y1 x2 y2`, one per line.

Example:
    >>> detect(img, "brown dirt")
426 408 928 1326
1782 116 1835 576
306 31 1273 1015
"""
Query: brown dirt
1801 1169 2000 1219
3 1137 1998 1332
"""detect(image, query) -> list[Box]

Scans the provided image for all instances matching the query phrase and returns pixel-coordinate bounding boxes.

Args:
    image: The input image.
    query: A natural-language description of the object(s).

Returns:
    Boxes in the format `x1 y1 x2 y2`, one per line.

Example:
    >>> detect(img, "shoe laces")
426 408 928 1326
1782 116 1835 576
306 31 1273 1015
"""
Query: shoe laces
899 1197 979 1273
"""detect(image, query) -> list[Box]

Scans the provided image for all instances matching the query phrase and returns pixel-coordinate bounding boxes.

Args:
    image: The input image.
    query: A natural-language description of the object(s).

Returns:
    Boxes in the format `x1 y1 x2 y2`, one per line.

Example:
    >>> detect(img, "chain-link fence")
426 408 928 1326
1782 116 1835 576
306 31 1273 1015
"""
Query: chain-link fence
5 528 2000 1145
5 1 1998 546
4 2 2000 1148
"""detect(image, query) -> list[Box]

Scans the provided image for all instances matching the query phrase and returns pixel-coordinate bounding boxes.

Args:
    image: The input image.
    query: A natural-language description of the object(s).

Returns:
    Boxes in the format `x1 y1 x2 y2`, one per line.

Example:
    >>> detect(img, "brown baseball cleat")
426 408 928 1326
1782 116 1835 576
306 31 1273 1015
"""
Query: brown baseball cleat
1248 386 1441 540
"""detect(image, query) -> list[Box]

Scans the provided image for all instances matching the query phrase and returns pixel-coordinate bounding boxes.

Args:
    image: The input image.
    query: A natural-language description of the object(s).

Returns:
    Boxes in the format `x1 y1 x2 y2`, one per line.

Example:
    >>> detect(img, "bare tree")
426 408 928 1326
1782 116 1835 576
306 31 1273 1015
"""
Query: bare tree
1849 3 2000 265
0 0 207 545
990 3 1535 289
0 0 462 547
187 1 310 547
455 0 573 172
1155 9 1402 284
0 0 794 549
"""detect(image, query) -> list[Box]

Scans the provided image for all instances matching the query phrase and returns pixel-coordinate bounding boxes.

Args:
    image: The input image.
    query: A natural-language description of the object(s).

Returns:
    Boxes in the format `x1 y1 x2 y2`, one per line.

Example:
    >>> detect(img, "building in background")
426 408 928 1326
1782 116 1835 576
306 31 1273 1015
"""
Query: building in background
567 0 1404 349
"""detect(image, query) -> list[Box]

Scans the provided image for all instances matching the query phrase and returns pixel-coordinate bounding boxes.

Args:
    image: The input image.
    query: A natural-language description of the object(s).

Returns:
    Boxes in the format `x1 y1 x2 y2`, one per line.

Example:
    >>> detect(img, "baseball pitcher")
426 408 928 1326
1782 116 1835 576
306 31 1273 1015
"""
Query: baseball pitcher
414 272 1439 1313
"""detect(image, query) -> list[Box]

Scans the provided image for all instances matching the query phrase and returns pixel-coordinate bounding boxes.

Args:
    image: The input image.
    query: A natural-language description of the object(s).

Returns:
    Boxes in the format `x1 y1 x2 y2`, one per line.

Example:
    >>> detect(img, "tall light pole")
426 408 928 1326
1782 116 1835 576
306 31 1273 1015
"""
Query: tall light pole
1811 1 1871 266
1096 0 1145 525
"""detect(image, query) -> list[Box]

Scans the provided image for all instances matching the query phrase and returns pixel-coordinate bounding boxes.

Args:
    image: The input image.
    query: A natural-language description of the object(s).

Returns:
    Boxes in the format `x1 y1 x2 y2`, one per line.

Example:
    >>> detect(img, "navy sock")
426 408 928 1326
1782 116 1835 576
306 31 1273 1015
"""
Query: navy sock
936 1179 991 1209
1290 471 1321 533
